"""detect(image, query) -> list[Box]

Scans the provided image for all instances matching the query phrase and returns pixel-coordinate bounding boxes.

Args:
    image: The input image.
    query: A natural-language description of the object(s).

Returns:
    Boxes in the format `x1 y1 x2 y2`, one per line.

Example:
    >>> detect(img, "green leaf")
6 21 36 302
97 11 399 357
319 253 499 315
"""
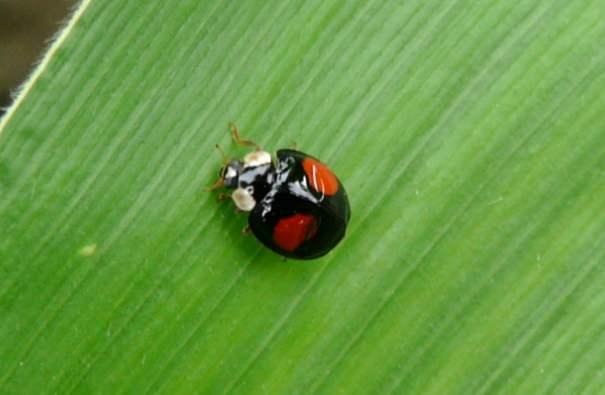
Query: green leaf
1 0 605 393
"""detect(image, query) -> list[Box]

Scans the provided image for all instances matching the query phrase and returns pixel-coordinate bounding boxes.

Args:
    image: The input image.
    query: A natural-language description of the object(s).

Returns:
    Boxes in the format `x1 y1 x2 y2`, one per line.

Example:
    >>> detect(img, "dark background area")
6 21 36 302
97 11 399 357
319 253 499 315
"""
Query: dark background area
0 0 75 115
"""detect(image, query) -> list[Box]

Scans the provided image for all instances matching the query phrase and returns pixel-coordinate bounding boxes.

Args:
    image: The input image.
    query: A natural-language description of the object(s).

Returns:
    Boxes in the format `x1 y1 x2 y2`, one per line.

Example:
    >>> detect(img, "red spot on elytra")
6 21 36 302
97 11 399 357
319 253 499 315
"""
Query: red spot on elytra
273 213 318 252
302 158 339 196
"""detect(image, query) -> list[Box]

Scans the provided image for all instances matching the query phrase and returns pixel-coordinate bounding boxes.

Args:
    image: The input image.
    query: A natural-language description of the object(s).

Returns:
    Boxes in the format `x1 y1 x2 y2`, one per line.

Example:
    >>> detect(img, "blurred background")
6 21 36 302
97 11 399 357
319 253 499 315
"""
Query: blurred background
0 0 75 115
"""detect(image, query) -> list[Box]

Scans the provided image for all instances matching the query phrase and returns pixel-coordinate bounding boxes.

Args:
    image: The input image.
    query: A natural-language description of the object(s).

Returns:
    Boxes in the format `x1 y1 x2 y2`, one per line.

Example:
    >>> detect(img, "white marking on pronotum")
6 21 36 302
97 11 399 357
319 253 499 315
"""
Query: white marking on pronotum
0 0 93 134
232 188 256 211
243 151 271 168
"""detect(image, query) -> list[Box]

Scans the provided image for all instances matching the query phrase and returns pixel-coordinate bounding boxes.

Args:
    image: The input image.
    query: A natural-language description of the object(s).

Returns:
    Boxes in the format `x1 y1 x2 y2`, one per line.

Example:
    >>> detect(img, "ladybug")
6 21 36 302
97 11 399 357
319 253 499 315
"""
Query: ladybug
209 123 351 260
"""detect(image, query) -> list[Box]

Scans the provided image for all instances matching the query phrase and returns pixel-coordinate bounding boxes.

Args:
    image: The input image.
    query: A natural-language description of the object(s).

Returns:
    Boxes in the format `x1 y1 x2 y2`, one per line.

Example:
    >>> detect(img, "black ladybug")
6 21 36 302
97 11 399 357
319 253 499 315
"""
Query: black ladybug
209 124 351 260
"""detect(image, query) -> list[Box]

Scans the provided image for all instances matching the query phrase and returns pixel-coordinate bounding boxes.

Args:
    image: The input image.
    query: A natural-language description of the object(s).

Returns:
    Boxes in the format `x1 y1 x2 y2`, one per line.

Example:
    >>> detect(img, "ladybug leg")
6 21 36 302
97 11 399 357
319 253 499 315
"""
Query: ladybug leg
214 143 229 164
217 192 230 201
241 225 252 235
205 176 224 192
205 144 230 192
229 122 262 151
234 205 249 214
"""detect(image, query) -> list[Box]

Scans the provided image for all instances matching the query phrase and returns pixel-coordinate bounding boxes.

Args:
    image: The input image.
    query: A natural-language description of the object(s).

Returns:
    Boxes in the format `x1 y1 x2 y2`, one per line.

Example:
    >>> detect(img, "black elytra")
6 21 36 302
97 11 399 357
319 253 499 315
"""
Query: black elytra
211 125 351 260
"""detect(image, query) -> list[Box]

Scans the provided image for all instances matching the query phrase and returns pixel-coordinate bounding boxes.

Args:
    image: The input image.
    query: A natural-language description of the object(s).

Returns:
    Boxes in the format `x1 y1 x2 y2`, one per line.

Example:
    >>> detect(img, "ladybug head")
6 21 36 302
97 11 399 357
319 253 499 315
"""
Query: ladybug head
219 150 275 212
221 159 243 189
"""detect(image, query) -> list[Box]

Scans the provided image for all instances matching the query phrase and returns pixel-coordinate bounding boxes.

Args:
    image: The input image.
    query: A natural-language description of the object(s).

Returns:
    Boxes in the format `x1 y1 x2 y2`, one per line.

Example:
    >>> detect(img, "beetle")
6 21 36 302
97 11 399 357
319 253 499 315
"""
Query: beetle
208 123 351 260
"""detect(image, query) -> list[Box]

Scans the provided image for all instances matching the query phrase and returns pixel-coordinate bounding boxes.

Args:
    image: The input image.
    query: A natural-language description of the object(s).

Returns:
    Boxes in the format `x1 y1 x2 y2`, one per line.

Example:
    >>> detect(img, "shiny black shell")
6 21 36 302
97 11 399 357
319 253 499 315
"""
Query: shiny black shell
248 149 350 259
